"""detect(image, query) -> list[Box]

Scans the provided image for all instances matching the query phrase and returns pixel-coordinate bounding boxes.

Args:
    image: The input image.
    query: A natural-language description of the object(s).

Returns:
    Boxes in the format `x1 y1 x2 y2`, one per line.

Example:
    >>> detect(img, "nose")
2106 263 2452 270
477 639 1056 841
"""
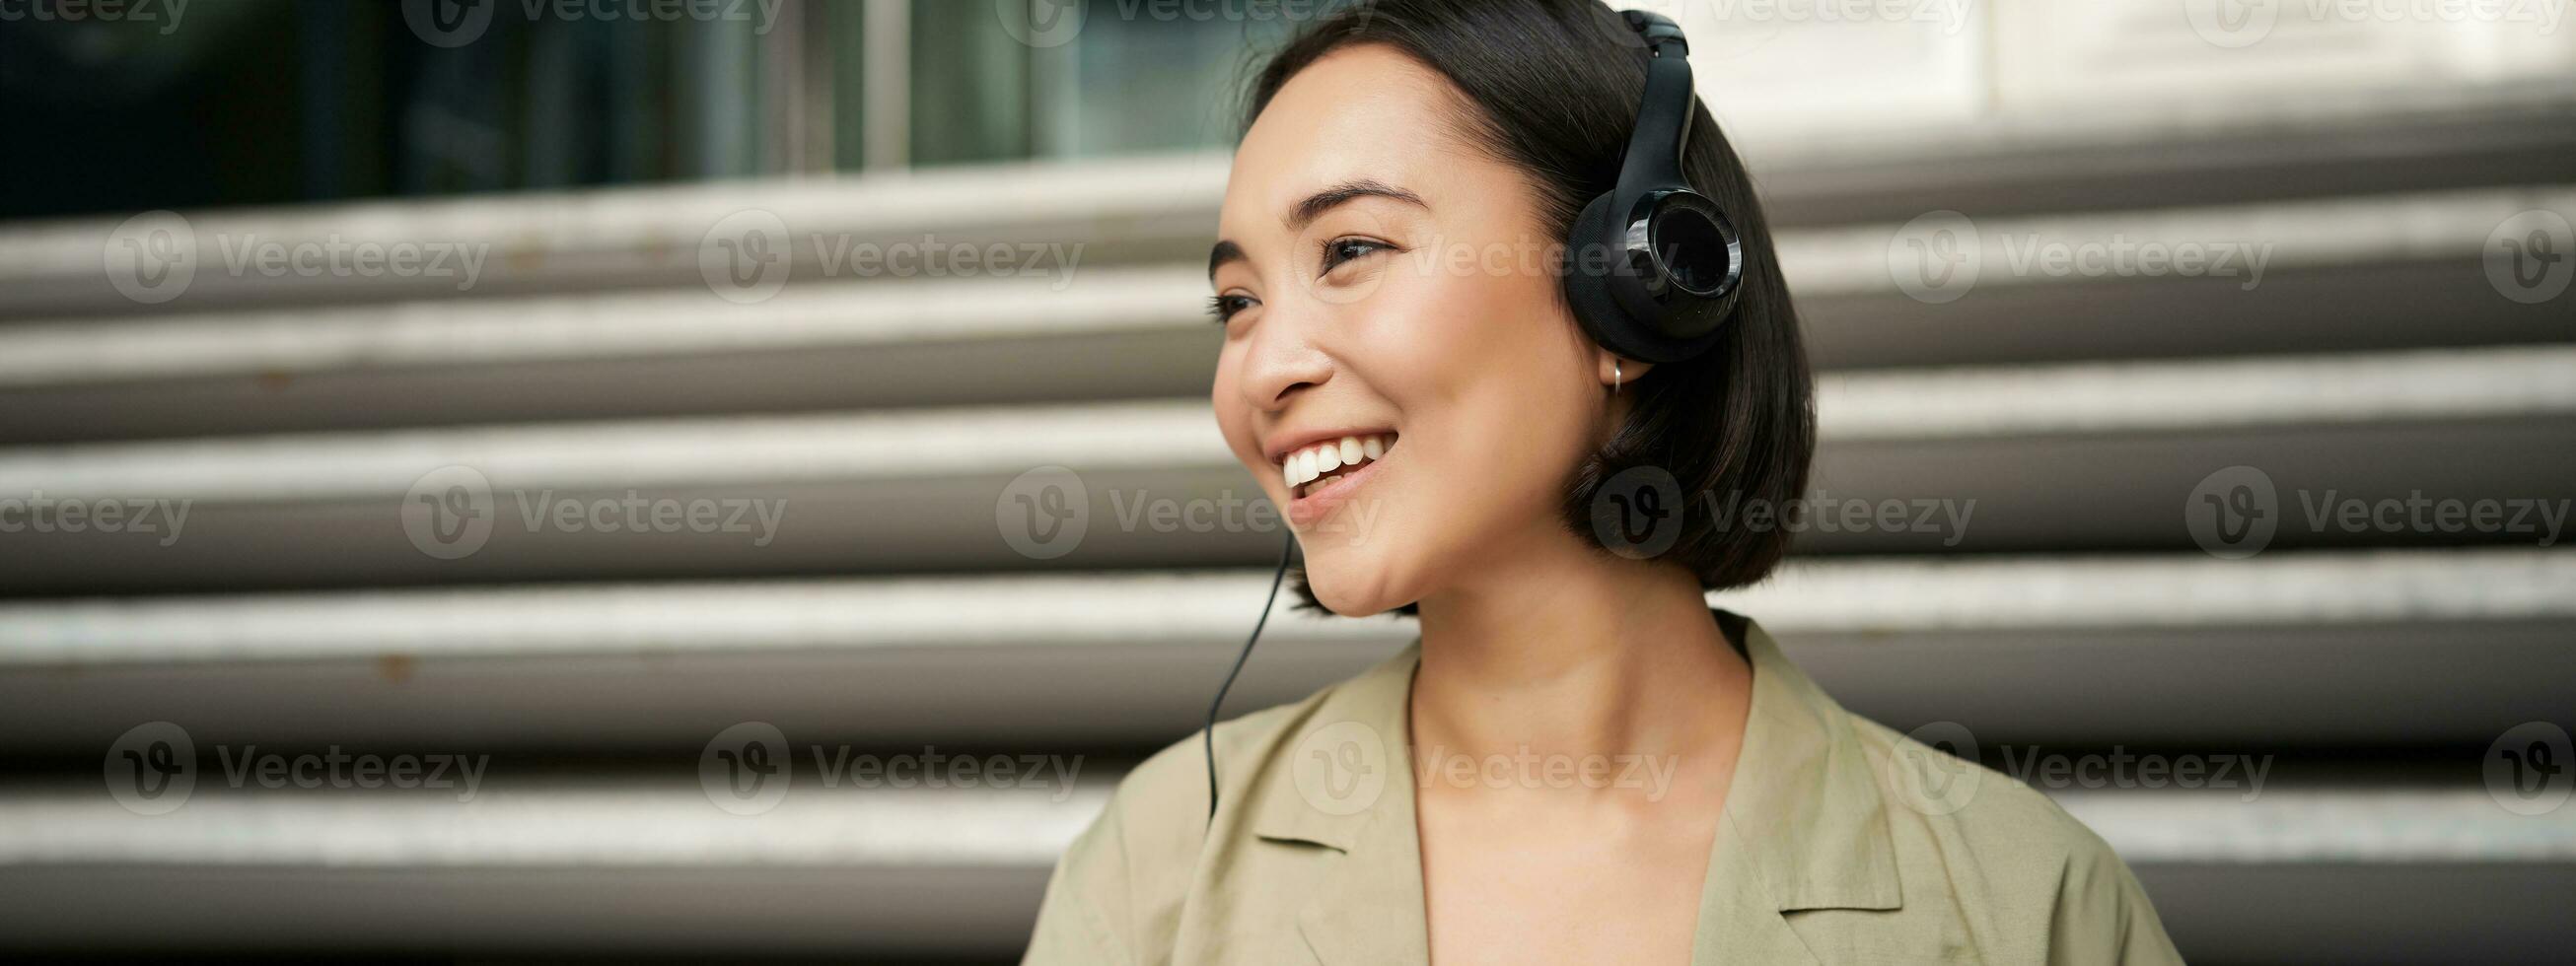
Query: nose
1234 303 1334 413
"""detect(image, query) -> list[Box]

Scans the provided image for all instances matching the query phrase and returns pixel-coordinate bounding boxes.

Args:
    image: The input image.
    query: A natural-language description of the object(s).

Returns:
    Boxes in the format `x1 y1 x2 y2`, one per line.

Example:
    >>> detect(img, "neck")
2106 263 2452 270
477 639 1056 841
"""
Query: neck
1408 531 1752 766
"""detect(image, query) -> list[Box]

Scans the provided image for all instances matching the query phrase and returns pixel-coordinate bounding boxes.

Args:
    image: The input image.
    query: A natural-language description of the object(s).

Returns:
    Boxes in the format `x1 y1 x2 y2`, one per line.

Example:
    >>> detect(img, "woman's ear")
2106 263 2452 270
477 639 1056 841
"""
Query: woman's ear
1597 350 1652 390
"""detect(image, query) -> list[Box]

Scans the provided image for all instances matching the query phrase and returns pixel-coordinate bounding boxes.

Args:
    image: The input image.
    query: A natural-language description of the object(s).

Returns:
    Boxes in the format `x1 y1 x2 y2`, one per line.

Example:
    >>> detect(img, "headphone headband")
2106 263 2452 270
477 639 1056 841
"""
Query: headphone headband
1559 10 1746 366
1615 16 1695 207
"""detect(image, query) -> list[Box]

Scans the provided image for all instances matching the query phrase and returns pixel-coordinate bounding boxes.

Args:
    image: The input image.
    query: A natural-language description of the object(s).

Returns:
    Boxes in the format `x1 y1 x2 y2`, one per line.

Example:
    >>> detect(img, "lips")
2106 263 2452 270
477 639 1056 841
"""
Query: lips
1273 432 1396 528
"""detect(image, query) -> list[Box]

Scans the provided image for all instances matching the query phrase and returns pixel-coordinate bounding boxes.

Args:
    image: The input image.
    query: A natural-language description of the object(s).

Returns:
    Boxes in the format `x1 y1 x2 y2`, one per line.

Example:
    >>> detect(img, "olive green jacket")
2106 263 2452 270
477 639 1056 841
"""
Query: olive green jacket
1025 613 2183 964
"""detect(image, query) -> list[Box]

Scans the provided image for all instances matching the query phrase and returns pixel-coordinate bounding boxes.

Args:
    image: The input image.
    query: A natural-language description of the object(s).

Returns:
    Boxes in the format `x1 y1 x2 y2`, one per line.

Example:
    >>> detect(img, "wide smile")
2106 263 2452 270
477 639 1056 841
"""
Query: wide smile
1275 431 1397 525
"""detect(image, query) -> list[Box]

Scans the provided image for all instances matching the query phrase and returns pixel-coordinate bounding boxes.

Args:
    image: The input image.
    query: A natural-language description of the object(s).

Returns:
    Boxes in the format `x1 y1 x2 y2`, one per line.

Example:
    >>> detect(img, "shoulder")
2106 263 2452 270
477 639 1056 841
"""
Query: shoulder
1023 663 1376 964
1845 714 2109 863
1842 715 2183 963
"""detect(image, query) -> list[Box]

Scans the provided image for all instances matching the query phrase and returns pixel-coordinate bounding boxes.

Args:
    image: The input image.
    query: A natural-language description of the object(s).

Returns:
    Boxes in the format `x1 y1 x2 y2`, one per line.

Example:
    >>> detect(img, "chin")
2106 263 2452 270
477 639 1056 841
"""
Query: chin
1299 549 1418 617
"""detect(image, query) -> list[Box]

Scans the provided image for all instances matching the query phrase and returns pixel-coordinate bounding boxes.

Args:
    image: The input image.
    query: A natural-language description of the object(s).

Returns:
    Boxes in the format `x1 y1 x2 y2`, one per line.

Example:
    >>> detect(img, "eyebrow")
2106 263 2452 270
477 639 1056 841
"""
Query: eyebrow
1206 178 1430 280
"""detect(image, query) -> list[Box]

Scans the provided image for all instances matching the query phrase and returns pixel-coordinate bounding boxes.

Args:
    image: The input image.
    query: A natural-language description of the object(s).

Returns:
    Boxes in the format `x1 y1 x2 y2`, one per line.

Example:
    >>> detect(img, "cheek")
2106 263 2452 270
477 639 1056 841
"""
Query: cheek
1369 262 1597 512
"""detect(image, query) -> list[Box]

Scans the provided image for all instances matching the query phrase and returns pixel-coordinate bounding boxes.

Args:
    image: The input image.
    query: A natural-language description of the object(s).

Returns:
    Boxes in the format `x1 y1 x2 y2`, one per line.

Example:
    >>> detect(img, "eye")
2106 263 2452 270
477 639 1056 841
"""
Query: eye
1320 237 1392 274
1207 293 1257 323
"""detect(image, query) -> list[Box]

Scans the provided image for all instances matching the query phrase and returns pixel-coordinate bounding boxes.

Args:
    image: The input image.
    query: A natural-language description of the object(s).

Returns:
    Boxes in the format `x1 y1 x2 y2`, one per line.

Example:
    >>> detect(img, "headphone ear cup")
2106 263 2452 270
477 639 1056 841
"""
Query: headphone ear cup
1565 191 1685 364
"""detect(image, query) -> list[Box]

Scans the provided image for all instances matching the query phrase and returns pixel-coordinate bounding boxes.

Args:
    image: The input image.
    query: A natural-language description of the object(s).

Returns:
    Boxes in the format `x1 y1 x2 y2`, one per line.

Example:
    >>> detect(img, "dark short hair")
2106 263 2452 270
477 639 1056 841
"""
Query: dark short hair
1243 0 1817 615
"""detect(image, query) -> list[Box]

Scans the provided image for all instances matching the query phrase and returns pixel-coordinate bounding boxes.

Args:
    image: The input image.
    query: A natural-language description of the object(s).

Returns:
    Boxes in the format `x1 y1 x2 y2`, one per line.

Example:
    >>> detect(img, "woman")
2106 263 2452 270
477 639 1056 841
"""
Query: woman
1028 1 2181 962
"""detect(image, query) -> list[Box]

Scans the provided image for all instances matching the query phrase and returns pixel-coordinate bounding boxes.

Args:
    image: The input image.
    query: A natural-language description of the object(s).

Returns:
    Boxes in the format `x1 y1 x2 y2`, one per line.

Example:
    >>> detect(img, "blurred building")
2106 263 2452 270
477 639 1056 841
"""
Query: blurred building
0 0 2572 962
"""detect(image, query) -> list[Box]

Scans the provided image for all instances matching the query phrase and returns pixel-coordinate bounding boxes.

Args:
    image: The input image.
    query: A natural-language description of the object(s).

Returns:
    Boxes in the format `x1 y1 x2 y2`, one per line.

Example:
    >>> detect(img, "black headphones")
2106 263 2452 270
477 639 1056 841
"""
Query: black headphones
1561 9 1745 366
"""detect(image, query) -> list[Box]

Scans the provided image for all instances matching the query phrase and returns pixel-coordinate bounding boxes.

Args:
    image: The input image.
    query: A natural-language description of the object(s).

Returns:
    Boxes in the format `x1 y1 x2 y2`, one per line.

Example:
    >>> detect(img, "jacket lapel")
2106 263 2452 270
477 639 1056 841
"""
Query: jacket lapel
1247 642 1431 965
1691 613 1904 964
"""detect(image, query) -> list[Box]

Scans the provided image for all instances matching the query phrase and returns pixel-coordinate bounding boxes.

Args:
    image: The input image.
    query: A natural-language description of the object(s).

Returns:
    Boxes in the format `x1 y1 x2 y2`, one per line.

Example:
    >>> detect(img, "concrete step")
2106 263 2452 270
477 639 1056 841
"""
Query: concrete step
0 346 2565 593
5 186 2569 442
2 548 2565 753
0 772 2564 961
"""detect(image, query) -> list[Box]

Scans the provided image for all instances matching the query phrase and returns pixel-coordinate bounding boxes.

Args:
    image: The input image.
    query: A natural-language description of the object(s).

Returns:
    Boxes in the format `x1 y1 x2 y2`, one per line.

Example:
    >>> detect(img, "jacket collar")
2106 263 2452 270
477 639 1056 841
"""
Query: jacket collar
1714 611 1904 914
1248 635 1428 963
1245 610 1900 963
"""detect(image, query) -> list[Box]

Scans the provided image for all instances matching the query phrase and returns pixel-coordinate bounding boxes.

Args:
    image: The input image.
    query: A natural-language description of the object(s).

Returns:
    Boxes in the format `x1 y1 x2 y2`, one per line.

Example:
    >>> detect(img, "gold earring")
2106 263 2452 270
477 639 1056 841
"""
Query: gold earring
1613 358 1623 394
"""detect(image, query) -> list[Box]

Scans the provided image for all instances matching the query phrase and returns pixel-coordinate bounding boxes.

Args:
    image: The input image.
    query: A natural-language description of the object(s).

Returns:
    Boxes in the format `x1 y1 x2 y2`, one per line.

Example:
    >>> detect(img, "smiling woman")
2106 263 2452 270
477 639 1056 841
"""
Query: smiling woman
1026 2 2182 964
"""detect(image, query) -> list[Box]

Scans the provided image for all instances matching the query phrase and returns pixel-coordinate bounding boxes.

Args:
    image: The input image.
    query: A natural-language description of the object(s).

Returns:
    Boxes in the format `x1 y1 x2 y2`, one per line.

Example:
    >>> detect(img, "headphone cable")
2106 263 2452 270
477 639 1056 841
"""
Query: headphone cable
1207 528 1296 822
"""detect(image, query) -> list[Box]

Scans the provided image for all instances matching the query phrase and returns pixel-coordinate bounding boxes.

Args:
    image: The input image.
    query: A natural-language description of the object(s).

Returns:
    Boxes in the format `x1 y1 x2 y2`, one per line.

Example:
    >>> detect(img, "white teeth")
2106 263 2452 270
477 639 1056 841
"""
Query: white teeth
1281 433 1395 498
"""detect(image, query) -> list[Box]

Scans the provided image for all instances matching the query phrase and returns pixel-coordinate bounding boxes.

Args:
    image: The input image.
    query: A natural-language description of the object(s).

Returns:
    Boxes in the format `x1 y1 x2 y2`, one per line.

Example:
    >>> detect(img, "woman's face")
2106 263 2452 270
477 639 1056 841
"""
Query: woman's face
1211 44 1617 616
